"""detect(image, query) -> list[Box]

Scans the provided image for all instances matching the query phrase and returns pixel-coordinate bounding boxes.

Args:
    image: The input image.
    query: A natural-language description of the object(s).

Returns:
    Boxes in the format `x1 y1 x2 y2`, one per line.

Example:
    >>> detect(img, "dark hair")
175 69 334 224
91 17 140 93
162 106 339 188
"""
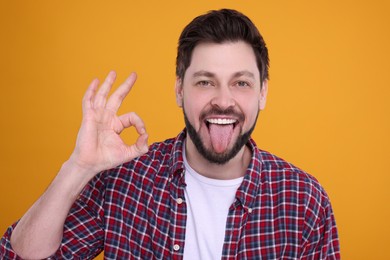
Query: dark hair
176 9 269 84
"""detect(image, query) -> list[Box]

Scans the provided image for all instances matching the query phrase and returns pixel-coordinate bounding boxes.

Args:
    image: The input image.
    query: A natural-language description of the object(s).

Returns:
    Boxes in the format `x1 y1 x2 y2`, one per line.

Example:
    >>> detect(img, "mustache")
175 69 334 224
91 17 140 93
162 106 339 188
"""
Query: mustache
200 107 245 122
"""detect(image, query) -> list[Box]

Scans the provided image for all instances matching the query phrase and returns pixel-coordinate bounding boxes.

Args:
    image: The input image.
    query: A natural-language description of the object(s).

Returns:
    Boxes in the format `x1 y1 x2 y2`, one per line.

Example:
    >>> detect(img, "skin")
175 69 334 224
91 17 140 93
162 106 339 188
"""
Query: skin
176 41 268 179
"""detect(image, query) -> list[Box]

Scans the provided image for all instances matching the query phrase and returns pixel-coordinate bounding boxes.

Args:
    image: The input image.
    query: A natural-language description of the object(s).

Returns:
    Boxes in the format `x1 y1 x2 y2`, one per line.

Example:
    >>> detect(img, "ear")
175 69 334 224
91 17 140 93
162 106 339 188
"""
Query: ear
175 77 184 107
259 80 268 110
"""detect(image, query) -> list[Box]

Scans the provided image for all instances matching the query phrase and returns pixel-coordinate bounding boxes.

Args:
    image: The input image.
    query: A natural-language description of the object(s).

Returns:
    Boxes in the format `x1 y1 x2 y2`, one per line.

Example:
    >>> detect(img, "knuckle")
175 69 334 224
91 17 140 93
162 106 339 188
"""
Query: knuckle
129 112 138 117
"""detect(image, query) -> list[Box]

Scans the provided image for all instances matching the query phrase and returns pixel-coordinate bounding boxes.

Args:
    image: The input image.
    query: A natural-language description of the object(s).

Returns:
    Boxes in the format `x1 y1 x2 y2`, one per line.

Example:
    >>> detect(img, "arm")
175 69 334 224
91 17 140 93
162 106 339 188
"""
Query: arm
7 71 149 259
300 190 340 259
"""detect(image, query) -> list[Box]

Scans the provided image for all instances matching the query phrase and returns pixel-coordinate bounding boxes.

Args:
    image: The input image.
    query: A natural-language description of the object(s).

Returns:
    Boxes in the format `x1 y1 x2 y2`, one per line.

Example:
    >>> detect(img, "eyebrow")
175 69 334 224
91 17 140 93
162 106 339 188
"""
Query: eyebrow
233 71 255 79
192 70 255 79
192 70 215 78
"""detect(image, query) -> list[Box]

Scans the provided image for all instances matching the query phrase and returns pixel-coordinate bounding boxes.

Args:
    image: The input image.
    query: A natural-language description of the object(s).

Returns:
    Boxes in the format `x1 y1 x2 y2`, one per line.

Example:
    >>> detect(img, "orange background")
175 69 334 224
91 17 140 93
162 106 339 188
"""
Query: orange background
1 1 389 259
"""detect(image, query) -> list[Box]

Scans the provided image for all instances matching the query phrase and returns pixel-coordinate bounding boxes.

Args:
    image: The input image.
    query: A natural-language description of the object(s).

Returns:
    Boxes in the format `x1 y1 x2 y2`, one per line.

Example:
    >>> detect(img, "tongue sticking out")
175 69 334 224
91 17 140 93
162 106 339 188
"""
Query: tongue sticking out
208 123 234 153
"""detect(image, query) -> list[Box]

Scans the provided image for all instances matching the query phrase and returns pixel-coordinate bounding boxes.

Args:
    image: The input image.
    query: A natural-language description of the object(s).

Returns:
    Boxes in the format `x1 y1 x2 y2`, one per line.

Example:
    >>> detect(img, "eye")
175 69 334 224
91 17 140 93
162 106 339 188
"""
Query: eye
235 81 251 88
197 80 213 87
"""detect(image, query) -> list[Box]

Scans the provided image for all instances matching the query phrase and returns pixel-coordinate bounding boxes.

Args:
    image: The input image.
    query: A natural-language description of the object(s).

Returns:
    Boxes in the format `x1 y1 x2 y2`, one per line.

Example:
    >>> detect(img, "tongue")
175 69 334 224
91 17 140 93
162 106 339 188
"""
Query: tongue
209 124 234 153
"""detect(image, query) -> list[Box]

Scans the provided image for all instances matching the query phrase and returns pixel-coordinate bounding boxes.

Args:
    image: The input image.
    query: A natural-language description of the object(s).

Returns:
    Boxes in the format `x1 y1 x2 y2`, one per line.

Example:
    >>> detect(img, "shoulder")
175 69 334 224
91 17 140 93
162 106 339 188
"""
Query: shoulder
82 135 179 190
256 148 330 209
101 136 178 183
259 149 319 185
79 136 180 206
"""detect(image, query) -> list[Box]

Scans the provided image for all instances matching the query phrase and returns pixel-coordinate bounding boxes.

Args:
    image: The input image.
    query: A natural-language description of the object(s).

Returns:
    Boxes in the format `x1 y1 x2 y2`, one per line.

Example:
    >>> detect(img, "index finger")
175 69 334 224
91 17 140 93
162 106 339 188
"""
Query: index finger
118 111 146 136
105 72 137 112
82 78 99 112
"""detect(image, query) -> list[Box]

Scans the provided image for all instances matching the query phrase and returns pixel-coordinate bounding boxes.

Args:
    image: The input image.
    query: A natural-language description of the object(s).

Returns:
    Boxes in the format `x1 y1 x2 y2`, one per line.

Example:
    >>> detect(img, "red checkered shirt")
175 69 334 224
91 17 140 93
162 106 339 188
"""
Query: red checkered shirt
1 130 340 259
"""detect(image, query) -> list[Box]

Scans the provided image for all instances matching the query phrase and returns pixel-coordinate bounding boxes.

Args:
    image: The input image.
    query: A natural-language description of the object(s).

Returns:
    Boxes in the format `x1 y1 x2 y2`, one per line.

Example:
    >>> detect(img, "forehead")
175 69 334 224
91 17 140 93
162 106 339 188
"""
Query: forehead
185 41 260 79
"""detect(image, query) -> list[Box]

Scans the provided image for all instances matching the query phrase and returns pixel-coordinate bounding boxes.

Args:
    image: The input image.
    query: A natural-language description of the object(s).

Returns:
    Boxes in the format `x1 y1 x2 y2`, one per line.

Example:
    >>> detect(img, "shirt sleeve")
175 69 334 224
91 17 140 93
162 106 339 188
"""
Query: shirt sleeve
0 173 107 259
300 187 341 259
0 222 23 259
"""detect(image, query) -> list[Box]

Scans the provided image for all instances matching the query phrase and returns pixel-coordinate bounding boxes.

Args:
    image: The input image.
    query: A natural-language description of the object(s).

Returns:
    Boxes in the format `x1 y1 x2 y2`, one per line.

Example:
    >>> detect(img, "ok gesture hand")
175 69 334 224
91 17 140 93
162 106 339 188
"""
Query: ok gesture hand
70 71 149 177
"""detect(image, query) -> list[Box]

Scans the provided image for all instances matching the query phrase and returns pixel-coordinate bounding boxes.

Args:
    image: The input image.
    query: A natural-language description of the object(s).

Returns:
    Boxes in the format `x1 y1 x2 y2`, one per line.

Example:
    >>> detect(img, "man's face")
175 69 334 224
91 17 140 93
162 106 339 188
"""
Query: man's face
176 41 268 164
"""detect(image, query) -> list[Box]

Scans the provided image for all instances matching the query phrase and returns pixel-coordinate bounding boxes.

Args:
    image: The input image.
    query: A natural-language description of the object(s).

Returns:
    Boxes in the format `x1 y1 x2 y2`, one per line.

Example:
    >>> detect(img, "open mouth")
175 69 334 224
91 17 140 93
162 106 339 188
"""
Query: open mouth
204 118 239 153
205 118 238 127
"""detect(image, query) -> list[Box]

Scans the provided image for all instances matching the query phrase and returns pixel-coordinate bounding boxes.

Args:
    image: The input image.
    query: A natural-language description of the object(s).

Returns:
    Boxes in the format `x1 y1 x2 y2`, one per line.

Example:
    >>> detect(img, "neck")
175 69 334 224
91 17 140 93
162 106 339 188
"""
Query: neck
185 137 251 180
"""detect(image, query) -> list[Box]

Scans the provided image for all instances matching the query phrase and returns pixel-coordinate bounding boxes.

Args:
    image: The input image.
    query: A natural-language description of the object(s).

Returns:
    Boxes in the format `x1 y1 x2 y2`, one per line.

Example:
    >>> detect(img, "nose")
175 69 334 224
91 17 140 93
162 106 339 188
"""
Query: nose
210 86 235 110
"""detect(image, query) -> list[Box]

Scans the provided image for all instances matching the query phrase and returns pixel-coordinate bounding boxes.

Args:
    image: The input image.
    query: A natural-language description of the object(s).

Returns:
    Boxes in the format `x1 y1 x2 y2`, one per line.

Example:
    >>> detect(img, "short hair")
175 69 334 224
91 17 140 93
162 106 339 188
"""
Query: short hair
176 9 269 84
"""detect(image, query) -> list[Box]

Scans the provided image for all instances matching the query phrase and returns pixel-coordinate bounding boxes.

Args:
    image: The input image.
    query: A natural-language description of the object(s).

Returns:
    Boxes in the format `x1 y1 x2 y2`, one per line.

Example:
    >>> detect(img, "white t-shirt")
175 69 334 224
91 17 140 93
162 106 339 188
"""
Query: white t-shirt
183 150 243 259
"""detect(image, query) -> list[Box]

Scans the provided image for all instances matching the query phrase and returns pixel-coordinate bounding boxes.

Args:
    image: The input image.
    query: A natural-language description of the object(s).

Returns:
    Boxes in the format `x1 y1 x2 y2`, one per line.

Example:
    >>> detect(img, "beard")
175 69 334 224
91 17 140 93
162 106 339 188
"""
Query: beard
183 107 258 165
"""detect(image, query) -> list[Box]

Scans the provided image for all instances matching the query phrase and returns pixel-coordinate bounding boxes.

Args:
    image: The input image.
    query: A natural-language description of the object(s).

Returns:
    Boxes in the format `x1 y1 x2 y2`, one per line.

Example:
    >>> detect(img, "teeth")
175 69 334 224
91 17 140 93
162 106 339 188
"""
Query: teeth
206 118 237 125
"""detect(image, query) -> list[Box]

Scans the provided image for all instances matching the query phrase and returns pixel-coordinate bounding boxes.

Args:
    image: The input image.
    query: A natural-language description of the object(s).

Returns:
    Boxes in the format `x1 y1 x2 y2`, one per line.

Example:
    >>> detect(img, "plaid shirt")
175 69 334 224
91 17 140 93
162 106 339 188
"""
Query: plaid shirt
1 130 340 259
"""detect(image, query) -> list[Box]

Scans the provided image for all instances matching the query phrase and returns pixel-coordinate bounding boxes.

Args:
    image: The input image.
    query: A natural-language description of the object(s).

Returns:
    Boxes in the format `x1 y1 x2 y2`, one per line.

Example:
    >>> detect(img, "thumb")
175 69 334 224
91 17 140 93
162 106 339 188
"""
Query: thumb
124 132 149 160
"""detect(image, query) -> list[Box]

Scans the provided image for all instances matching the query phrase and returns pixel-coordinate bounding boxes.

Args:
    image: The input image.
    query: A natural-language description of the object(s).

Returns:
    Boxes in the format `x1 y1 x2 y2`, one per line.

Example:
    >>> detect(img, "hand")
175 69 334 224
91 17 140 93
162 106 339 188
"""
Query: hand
69 71 149 176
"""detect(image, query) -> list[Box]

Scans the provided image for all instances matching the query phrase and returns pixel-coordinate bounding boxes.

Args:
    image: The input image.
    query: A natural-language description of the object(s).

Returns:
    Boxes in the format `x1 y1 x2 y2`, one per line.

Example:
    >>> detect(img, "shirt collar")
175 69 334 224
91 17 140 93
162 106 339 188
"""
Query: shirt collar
169 129 263 210
235 138 263 212
169 129 187 177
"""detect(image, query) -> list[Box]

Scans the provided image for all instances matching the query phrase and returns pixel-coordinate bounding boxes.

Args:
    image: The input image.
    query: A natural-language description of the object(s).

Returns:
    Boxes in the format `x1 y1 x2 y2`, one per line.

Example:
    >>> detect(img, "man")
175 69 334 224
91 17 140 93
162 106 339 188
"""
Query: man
1 9 340 259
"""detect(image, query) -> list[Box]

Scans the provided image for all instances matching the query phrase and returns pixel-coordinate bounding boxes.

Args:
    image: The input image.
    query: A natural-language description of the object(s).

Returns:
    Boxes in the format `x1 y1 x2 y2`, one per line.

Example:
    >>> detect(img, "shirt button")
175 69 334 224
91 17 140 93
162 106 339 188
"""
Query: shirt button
173 244 180 251
176 198 183 204
248 208 253 213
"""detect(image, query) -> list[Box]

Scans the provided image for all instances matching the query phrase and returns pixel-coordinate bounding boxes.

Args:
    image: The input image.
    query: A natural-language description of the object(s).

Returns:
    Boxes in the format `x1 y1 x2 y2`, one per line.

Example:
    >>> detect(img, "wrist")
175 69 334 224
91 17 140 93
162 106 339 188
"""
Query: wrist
56 159 98 199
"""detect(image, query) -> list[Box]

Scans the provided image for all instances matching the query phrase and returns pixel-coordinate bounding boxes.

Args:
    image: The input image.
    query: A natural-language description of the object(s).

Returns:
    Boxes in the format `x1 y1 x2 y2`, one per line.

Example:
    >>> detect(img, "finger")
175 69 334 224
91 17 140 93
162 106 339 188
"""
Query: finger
82 78 99 112
126 132 149 159
119 111 149 159
118 112 146 136
93 70 117 108
106 72 137 112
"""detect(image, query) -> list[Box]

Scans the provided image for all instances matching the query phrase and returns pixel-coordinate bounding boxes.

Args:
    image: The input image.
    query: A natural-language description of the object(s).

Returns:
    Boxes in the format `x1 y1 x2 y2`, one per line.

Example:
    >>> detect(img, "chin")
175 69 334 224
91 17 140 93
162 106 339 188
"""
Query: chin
184 113 256 165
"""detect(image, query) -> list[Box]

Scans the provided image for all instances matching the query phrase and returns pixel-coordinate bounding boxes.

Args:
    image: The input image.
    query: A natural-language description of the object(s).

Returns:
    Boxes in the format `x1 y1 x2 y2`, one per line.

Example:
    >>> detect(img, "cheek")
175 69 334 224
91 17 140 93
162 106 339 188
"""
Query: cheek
238 97 260 123
183 95 208 126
